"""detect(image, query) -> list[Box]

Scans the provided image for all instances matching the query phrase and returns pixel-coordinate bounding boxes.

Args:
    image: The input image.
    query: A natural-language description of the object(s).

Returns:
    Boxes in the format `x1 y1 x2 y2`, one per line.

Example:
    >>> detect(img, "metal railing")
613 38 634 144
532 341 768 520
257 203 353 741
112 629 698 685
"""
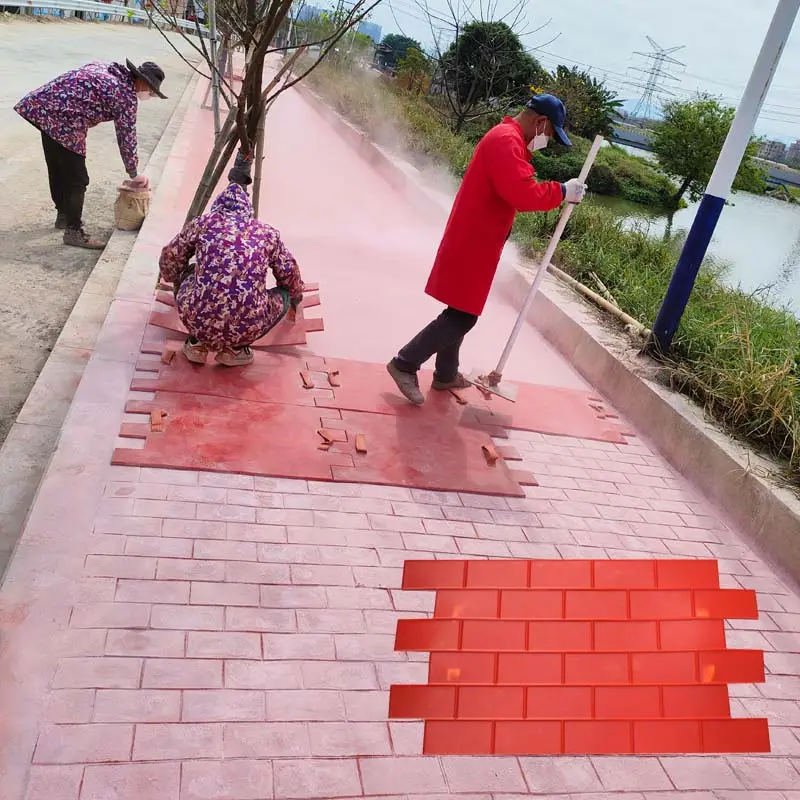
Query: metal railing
1 0 211 35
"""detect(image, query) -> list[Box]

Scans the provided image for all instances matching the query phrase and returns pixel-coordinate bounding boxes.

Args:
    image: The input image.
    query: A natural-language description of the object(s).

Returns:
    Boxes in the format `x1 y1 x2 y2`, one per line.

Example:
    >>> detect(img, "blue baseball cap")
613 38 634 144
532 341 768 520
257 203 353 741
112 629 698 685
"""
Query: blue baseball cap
525 94 571 147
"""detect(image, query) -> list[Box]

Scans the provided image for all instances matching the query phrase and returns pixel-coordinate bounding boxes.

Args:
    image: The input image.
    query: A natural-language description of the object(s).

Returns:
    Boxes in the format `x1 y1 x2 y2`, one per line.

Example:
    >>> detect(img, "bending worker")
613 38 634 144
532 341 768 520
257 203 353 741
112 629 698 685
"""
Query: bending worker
158 154 304 368
387 94 587 405
15 59 167 250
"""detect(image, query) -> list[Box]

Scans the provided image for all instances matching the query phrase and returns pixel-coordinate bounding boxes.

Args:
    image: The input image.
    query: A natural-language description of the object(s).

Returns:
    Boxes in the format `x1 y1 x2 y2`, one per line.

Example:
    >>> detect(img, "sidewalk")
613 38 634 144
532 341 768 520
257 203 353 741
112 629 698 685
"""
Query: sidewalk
0 79 798 800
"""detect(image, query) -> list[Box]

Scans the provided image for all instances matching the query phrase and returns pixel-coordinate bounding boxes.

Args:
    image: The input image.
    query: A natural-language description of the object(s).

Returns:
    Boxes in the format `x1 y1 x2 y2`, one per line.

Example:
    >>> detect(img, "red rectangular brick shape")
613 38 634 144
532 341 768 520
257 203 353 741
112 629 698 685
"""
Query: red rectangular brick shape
391 558 768 755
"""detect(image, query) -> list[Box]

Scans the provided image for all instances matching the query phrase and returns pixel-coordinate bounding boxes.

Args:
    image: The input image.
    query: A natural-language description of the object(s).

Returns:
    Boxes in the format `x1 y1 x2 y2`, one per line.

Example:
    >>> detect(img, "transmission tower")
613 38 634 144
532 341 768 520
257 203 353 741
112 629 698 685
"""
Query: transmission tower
627 37 685 122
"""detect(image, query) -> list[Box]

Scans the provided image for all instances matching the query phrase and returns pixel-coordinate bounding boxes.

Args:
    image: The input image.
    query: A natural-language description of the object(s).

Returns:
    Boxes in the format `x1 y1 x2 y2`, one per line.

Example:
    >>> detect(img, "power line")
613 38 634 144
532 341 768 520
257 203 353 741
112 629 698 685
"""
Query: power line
532 49 800 122
380 3 800 130
628 36 686 120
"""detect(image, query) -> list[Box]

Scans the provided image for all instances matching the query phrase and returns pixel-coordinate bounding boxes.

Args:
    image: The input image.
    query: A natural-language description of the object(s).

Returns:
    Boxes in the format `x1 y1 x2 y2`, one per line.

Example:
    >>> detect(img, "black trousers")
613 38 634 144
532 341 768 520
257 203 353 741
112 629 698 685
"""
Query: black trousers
41 132 89 229
394 306 478 382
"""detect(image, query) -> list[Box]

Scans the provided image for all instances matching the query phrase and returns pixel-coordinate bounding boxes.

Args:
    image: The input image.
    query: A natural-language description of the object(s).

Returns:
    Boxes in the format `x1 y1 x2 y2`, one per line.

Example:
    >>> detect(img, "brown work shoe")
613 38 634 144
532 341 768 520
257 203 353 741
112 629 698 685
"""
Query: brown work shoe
215 345 254 367
182 336 209 365
387 360 424 405
64 226 106 250
55 211 67 230
431 372 471 391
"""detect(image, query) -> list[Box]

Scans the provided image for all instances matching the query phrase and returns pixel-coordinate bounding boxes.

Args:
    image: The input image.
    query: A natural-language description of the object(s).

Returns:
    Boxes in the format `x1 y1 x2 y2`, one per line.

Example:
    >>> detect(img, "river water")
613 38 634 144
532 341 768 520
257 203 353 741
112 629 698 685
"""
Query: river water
602 145 800 311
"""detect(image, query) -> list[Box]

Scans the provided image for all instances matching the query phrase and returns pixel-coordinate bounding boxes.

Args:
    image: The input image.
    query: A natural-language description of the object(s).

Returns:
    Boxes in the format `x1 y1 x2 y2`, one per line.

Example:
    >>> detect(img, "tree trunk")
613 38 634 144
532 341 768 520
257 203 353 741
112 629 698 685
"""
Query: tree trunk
185 47 308 223
251 101 268 217
670 175 693 210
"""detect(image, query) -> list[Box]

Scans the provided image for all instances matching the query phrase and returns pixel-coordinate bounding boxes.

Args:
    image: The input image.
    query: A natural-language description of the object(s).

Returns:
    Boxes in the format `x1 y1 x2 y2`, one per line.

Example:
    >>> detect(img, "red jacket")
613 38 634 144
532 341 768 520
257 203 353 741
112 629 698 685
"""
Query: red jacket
425 117 565 316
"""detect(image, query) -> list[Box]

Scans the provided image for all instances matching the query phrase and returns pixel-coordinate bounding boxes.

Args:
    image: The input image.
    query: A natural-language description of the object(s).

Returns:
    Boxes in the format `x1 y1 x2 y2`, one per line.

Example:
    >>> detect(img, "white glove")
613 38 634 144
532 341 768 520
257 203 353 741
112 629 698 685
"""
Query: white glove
564 178 587 204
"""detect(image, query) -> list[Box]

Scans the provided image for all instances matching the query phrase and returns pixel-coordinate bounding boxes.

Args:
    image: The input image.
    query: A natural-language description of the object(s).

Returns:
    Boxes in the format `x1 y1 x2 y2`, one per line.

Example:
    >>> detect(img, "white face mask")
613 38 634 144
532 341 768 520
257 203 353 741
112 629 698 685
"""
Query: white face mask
136 90 153 101
528 121 550 152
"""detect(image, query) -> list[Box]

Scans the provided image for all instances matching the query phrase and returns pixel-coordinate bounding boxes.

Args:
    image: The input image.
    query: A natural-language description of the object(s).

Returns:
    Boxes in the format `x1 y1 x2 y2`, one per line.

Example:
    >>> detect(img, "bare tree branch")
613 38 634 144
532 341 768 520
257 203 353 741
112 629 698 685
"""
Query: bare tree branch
409 0 558 132
143 4 236 97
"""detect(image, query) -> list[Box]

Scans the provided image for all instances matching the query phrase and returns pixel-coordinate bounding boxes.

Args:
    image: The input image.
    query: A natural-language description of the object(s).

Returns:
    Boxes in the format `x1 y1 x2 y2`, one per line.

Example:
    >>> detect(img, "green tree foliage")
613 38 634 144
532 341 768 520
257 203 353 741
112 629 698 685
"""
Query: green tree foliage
652 95 767 209
438 20 548 133
375 33 423 69
540 65 622 139
397 47 431 94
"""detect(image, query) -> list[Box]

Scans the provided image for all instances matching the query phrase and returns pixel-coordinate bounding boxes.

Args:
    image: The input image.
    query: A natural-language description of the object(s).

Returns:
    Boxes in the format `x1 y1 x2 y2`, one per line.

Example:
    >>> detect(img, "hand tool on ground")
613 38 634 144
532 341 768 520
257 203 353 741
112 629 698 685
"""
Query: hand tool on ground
467 134 604 402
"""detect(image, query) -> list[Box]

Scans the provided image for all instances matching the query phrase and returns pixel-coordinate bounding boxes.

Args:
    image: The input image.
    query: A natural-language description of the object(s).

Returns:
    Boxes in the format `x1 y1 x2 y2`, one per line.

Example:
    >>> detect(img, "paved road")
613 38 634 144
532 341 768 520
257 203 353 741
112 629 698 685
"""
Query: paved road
0 15 196 447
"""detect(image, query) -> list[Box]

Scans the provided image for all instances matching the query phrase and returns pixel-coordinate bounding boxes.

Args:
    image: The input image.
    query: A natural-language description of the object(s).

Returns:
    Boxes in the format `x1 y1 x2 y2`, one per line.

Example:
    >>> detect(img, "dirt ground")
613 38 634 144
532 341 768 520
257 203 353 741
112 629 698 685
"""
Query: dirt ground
0 15 196 446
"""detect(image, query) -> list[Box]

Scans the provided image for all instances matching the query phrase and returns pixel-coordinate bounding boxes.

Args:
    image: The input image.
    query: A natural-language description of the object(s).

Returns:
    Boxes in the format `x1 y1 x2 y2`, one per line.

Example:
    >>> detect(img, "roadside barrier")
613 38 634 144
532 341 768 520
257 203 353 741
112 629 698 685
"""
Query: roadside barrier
1 0 211 35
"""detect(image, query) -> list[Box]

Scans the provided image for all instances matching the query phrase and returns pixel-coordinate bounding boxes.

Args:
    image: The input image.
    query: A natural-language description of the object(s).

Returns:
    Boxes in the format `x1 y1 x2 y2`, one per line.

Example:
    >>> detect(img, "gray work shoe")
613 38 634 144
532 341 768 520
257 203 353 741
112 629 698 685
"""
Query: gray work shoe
55 212 67 230
64 226 105 250
387 360 424 405
182 337 209 365
431 372 471 391
216 345 254 367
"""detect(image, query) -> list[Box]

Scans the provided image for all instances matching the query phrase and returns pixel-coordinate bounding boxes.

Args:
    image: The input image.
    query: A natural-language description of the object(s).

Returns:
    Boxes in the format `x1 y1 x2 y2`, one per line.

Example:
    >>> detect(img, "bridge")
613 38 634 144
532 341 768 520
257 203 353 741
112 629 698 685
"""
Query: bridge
611 125 800 188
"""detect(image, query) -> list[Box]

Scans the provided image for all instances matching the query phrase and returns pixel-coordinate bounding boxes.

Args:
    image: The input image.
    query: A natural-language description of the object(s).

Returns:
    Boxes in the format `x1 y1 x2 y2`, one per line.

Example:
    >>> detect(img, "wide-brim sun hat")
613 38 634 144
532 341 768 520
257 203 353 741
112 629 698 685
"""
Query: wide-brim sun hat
526 94 571 147
126 59 168 99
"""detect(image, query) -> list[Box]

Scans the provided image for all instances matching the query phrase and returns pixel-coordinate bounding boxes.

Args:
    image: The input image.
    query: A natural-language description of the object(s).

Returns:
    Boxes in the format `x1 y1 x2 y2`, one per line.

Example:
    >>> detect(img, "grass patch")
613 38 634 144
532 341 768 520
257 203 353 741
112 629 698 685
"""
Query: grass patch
305 63 800 484
518 202 800 480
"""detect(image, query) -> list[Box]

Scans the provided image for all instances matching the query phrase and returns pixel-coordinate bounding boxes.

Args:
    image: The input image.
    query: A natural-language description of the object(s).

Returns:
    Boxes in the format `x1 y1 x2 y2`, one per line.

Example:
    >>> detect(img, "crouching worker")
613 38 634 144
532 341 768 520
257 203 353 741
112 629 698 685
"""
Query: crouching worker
158 153 304 367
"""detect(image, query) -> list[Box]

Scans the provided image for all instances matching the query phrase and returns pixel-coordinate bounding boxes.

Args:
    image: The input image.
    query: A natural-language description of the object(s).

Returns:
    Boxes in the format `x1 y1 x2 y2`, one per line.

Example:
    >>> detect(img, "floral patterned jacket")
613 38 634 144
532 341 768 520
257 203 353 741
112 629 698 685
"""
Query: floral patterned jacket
159 183 304 350
15 61 139 175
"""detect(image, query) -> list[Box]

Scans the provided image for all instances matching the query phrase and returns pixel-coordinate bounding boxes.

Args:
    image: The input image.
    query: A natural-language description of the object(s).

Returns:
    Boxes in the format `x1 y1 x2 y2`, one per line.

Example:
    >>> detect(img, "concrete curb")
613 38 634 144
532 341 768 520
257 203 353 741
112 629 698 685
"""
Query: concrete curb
0 71 199 578
296 83 800 589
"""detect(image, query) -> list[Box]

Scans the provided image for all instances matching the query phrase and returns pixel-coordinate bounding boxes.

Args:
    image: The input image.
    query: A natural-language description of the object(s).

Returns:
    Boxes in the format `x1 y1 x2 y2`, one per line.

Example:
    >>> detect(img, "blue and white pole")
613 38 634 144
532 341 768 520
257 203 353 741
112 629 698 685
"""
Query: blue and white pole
651 0 800 352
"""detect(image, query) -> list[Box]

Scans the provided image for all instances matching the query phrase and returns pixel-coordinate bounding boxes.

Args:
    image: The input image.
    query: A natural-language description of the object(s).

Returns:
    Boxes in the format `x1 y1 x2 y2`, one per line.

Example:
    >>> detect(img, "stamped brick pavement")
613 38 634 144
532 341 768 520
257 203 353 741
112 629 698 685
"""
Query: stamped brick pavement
20 428 800 799
2 75 800 800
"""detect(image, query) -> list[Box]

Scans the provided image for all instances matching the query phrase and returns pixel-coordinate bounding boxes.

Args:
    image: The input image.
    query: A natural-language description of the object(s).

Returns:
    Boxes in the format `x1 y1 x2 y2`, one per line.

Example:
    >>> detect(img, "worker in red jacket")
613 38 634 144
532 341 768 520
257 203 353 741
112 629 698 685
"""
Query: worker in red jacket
387 94 587 405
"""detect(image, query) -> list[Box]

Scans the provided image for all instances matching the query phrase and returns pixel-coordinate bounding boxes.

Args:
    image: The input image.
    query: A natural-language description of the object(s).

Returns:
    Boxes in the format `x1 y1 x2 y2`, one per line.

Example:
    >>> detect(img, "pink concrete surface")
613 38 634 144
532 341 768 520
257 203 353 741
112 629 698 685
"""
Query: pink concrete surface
0 76 799 800
174 78 587 391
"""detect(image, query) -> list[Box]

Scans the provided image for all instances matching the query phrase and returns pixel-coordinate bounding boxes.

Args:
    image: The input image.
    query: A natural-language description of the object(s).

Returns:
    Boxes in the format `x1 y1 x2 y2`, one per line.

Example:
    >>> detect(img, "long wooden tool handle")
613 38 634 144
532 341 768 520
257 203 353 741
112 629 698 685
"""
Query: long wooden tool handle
492 134 604 377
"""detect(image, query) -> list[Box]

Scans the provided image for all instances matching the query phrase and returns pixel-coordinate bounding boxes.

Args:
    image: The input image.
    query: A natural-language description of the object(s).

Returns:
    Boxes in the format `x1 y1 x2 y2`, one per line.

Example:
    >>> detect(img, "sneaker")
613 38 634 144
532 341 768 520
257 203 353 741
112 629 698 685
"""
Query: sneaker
215 345 254 367
55 212 67 230
386 360 424 405
182 337 209 364
431 372 472 391
63 226 105 250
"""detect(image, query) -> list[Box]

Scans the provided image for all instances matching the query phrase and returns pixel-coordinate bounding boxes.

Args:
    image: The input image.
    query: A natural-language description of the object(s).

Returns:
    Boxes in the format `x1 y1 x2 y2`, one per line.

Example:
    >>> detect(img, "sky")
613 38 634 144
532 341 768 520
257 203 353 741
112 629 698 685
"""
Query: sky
362 0 800 142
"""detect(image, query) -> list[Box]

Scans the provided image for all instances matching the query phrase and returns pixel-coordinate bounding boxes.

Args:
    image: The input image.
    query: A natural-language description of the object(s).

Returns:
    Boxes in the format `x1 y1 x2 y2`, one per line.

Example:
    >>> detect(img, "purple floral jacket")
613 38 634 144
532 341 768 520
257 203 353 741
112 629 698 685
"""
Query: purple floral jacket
159 184 304 350
15 61 139 175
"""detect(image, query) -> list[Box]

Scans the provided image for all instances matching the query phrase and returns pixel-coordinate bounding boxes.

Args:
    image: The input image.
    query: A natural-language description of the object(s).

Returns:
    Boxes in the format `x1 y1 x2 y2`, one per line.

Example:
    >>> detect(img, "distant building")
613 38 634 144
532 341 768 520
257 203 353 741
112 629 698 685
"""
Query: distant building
787 140 800 168
758 139 787 162
357 20 382 43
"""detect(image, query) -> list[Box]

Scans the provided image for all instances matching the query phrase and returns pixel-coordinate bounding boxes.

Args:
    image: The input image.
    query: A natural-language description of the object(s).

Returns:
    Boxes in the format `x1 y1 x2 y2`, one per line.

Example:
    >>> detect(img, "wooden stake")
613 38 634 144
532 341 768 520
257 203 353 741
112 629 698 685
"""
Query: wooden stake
185 45 307 225
184 107 238 224
251 46 307 214
355 434 367 454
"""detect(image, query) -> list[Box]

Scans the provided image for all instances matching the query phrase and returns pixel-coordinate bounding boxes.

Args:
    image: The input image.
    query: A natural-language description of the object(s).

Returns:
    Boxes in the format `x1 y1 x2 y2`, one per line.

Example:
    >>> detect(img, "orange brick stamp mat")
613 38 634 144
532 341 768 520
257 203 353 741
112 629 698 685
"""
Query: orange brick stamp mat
389 558 771 755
